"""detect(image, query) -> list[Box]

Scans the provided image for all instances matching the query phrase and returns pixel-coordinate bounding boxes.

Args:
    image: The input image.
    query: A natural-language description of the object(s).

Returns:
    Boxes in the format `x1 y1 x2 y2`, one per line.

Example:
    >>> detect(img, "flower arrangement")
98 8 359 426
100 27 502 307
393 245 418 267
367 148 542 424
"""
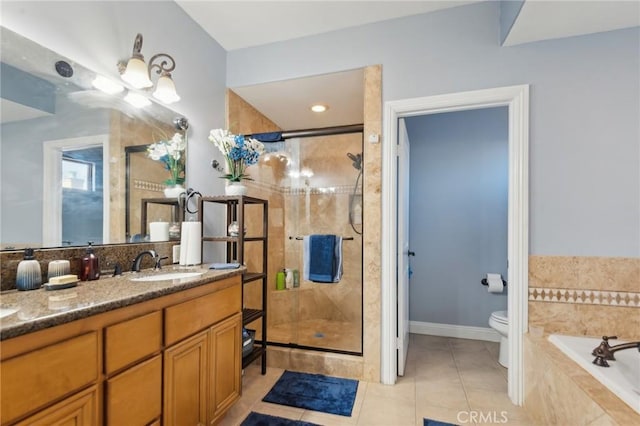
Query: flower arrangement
209 129 265 182
147 132 186 186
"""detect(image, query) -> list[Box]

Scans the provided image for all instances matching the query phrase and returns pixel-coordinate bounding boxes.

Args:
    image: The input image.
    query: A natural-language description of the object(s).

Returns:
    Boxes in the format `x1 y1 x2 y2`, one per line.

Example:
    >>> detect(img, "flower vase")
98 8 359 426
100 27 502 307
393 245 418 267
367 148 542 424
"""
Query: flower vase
164 184 185 198
225 181 247 196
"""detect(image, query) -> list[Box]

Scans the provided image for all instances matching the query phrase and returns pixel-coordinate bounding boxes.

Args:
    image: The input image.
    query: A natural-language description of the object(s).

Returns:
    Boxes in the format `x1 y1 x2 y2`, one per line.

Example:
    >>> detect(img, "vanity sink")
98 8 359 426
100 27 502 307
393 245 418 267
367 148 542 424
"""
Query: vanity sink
0 307 19 319
129 272 204 282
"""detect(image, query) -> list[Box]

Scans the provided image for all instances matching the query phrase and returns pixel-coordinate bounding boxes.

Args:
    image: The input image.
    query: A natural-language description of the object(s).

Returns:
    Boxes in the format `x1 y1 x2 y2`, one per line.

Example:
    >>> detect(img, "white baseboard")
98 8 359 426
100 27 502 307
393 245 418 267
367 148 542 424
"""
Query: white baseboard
410 320 501 342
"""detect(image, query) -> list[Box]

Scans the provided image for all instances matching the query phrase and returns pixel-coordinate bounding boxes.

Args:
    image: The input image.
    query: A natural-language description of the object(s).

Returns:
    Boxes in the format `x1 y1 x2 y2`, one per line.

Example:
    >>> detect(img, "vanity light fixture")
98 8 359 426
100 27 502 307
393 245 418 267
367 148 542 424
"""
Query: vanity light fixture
310 104 328 113
118 33 180 104
92 75 124 94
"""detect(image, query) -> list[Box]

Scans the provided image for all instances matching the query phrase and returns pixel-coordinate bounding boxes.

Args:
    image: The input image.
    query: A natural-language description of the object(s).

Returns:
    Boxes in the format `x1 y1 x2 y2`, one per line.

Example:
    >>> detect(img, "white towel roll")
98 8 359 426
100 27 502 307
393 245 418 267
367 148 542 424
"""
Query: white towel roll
179 222 202 266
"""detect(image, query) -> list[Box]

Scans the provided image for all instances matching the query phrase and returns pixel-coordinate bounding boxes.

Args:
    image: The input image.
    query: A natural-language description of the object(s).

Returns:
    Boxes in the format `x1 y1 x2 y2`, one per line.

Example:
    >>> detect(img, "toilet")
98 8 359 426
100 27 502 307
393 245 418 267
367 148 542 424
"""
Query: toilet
489 310 508 367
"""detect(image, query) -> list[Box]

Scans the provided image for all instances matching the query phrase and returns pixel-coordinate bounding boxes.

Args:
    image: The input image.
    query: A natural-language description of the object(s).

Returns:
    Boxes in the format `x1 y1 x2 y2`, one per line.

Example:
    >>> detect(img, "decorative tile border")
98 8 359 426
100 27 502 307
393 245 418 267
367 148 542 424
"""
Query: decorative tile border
133 180 164 192
529 287 640 307
245 179 360 196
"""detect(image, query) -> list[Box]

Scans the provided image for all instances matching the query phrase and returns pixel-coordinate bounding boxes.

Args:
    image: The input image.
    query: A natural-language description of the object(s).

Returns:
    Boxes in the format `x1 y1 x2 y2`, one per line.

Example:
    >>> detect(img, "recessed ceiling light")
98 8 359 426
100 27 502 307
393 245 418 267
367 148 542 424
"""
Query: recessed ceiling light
310 104 328 113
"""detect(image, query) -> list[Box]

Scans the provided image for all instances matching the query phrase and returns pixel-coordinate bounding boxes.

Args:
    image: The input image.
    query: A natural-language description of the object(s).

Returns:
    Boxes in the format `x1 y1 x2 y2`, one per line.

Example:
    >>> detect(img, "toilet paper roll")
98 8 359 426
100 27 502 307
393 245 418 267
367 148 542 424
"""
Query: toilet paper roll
487 273 504 293
149 222 169 242
179 222 202 266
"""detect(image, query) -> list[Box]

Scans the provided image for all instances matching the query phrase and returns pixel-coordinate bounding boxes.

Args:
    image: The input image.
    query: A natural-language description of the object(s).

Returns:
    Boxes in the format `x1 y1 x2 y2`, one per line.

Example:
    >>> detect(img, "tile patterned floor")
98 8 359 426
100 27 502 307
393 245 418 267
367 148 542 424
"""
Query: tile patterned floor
220 334 534 426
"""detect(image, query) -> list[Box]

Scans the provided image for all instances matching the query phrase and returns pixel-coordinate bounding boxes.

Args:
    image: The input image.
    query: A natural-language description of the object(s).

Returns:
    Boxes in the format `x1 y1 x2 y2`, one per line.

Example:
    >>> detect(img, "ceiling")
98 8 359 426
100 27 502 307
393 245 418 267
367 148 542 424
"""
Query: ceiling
176 1 481 51
182 1 639 131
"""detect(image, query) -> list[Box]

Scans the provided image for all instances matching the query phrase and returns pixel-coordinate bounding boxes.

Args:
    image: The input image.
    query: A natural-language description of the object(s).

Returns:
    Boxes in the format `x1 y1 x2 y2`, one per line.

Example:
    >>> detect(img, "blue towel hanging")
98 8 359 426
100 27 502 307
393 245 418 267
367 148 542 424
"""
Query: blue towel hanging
304 235 343 283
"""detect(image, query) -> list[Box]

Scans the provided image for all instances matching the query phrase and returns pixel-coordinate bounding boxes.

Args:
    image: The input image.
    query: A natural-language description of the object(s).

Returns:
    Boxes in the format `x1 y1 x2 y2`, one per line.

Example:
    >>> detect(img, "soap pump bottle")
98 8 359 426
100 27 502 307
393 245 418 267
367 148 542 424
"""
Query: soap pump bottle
16 248 42 291
80 242 100 281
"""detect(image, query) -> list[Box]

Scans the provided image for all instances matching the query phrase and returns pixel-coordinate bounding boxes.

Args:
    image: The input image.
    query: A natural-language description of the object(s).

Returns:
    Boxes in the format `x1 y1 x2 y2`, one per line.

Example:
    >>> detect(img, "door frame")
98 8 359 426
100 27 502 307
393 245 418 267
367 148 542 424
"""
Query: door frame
42 134 110 246
380 85 529 405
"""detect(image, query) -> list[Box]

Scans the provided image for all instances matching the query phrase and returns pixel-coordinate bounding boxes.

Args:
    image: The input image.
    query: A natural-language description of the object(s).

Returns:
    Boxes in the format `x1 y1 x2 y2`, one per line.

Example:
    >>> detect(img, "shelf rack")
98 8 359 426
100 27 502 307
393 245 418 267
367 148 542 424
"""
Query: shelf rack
198 195 268 374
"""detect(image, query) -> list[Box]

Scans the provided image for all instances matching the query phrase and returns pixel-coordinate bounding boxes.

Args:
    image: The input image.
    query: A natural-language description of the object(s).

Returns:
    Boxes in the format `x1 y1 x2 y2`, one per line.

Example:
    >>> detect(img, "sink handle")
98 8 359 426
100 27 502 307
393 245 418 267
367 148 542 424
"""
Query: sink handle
155 256 169 270
112 263 123 277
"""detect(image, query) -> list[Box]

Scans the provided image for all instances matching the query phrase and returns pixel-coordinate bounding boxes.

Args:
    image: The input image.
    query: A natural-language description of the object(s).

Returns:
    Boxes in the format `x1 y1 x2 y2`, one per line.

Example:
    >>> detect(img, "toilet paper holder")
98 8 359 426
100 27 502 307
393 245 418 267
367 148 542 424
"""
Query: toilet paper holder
481 277 507 287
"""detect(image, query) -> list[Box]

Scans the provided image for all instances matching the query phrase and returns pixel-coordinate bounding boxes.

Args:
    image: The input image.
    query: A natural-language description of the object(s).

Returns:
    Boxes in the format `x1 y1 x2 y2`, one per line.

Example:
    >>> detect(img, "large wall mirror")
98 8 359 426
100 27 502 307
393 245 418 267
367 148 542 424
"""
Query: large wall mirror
0 27 188 250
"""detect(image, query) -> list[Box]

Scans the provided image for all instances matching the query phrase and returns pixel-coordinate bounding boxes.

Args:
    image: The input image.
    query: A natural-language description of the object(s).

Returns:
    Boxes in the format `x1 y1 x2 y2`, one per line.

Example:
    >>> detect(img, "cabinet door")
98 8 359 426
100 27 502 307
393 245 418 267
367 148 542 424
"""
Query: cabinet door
106 355 162 426
14 385 98 426
208 313 242 425
164 330 208 426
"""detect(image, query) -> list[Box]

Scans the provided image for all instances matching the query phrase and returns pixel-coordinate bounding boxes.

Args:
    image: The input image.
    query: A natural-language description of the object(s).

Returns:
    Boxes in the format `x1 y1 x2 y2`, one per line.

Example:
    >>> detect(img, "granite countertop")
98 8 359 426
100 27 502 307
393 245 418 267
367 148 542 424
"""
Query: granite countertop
0 265 244 341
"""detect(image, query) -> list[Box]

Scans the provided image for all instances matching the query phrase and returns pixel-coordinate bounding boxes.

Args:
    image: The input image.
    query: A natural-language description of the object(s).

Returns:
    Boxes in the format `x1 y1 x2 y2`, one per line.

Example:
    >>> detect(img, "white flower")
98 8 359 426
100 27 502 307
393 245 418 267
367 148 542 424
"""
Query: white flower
147 142 168 160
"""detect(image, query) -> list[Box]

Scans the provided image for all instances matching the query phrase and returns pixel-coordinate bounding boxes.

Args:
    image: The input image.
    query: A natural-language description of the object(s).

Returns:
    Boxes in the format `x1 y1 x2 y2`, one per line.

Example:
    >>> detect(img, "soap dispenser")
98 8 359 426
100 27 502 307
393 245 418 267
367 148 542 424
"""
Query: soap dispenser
80 242 100 281
16 248 42 291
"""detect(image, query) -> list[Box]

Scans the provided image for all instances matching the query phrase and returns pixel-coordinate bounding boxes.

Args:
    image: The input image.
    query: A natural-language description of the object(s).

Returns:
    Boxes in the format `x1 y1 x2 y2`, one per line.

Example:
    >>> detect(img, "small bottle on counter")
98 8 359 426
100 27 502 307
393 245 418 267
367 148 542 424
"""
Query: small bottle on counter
80 242 100 281
276 270 285 290
285 268 293 289
16 248 42 291
292 269 300 288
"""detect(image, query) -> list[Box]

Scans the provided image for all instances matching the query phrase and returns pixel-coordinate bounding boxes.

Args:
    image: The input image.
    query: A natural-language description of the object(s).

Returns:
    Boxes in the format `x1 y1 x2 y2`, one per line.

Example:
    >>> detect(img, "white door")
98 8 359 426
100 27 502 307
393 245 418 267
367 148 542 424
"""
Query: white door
397 118 411 376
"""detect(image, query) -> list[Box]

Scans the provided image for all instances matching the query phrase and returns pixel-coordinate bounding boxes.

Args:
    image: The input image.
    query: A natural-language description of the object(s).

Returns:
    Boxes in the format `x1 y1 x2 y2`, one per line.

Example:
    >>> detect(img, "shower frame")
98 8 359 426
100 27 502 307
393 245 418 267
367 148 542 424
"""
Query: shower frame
259 124 365 357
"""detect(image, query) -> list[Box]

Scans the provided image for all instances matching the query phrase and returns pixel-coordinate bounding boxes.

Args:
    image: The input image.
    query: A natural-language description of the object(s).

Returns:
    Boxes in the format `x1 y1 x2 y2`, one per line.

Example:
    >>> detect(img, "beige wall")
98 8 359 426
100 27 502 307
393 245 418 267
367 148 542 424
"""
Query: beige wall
528 255 640 340
109 111 176 242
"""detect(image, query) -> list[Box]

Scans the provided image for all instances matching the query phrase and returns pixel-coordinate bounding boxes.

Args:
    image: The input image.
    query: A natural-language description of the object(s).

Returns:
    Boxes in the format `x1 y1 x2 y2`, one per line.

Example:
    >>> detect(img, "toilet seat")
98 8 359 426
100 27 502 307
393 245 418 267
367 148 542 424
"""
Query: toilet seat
490 310 508 325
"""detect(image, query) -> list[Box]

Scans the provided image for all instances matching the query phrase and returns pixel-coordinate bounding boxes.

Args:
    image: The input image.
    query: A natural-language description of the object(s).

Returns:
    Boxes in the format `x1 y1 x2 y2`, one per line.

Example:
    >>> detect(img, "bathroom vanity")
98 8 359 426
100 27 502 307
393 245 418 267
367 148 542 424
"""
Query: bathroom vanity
0 268 244 425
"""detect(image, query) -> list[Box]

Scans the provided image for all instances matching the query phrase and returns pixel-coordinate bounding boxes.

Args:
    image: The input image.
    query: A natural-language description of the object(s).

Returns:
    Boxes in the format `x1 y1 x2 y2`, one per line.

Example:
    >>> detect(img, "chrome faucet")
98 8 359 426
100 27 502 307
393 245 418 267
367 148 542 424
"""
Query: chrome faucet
592 335 640 367
131 250 159 272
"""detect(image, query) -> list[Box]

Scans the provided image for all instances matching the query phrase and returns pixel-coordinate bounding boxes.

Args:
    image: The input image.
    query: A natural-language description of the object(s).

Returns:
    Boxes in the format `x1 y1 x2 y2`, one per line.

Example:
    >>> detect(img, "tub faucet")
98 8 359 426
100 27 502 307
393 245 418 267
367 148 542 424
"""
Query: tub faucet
591 335 640 367
131 250 159 272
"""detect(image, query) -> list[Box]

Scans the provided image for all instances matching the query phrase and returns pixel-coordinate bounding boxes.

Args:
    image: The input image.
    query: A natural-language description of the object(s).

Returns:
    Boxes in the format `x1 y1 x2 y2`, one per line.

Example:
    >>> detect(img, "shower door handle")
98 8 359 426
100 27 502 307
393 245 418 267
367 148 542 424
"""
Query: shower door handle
407 251 415 257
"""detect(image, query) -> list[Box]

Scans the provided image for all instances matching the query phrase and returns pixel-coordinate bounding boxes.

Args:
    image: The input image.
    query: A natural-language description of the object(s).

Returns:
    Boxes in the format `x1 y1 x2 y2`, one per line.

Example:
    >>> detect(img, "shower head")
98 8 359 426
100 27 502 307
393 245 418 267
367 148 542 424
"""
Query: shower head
347 152 362 170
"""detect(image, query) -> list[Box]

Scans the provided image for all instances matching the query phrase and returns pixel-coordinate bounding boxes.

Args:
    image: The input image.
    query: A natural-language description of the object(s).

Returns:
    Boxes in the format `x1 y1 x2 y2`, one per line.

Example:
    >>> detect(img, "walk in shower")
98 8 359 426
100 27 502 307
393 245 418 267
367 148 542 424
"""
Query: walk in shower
246 128 363 354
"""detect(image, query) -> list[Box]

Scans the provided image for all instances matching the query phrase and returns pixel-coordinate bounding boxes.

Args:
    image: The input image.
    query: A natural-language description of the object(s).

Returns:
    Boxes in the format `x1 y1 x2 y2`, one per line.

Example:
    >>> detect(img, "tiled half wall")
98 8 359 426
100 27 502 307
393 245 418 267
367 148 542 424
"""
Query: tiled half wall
528 255 640 340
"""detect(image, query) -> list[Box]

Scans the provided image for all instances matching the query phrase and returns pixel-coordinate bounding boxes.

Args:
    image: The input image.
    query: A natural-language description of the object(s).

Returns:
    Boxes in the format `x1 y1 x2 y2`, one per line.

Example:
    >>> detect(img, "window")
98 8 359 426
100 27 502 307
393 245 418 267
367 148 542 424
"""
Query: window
62 157 95 191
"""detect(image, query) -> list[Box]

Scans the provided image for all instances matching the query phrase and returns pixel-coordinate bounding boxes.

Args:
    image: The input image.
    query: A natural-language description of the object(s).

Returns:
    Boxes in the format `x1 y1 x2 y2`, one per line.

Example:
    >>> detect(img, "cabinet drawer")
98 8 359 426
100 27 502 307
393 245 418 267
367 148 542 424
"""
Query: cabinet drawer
106 355 162 426
105 311 162 374
165 282 241 346
14 385 99 426
0 332 99 424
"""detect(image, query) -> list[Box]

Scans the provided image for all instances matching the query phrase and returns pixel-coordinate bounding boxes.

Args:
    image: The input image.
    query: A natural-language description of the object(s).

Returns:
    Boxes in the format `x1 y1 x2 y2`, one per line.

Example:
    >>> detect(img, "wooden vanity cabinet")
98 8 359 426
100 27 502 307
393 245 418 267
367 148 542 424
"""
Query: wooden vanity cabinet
163 284 242 426
0 275 242 426
208 313 242 424
0 332 100 425
164 329 209 426
161 313 241 426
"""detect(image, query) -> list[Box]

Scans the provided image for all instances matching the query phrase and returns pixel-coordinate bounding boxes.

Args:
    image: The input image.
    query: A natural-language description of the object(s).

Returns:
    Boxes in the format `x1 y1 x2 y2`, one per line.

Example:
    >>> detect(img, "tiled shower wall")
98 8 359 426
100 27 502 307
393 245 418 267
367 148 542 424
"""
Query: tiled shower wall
227 65 381 381
528 255 640 340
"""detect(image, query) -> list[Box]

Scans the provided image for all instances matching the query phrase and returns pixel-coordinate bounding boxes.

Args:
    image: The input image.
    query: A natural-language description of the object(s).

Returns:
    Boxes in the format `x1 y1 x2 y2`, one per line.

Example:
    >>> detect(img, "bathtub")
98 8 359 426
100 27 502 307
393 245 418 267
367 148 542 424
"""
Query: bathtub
548 334 640 415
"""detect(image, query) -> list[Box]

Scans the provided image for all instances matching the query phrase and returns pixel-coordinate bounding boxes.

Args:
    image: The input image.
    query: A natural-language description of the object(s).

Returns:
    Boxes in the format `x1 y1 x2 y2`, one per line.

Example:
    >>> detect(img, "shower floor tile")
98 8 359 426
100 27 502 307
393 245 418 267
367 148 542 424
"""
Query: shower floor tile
269 318 362 353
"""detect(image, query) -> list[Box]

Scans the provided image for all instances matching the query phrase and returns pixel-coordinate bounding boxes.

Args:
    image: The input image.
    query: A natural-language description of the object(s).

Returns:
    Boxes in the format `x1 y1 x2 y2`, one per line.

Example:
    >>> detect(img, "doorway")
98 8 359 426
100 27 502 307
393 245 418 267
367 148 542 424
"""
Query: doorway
42 134 109 246
381 85 529 405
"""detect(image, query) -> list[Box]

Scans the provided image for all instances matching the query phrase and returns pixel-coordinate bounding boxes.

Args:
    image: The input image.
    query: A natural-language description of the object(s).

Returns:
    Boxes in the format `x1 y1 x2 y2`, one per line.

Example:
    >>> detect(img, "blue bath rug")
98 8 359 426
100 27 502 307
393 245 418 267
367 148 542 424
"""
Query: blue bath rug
241 412 320 426
262 370 359 416
424 418 457 426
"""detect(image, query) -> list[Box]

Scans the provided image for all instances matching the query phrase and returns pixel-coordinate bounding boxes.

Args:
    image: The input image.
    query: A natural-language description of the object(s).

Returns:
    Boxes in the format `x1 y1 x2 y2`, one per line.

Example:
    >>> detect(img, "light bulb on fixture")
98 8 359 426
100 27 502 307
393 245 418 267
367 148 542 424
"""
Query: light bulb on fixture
92 75 124 94
153 73 180 104
124 92 152 108
118 33 180 104
310 104 328 113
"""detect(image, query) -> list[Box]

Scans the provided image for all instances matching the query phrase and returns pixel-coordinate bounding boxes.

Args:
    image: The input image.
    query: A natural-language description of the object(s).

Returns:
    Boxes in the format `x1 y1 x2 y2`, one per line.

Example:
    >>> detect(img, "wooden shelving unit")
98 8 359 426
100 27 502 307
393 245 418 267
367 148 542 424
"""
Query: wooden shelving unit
139 198 184 240
198 195 268 374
